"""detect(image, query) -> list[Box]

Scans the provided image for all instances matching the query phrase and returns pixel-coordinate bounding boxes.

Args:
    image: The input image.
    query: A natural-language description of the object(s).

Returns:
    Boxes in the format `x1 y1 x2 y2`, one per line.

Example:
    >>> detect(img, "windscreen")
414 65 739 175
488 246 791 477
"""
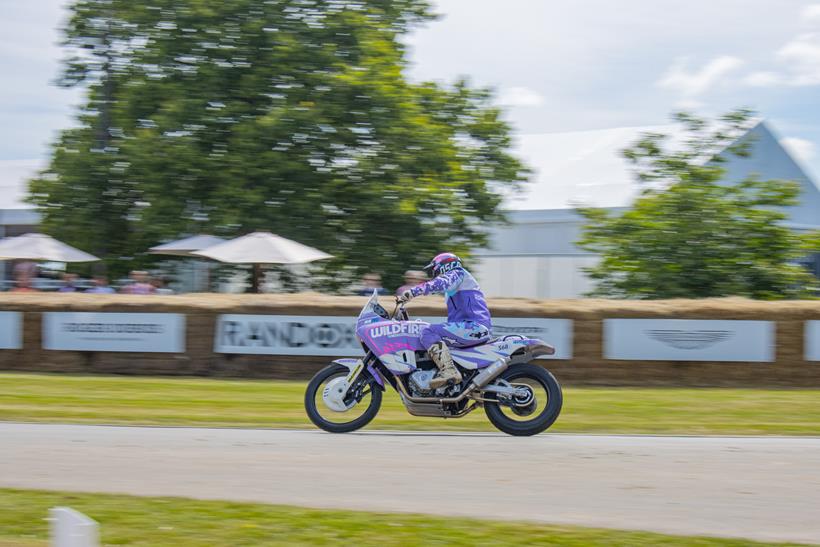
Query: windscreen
357 289 389 327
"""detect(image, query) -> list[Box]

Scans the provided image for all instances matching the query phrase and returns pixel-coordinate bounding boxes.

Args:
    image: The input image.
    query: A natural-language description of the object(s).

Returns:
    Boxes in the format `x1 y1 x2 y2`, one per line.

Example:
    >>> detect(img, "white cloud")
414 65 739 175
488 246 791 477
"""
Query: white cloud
777 32 820 85
656 55 744 97
497 86 544 107
0 159 43 208
743 70 783 87
738 31 820 88
781 136 816 163
673 98 704 111
802 4 820 23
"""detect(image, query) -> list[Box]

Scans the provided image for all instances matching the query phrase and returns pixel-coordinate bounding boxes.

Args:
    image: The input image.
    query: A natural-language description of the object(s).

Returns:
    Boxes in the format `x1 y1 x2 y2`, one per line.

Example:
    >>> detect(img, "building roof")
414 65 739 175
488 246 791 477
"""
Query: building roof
503 120 820 214
480 120 820 258
504 125 675 210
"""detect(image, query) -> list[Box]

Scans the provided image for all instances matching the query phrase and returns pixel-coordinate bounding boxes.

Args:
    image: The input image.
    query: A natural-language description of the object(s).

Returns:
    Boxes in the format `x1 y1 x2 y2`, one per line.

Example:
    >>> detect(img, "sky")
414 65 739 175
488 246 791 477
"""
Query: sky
3 0 820 193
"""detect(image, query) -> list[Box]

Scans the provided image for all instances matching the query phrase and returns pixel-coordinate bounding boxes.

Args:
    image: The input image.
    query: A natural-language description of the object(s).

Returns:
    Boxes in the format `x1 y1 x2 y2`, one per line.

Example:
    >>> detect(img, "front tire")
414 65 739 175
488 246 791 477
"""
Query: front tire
305 364 382 433
484 363 562 436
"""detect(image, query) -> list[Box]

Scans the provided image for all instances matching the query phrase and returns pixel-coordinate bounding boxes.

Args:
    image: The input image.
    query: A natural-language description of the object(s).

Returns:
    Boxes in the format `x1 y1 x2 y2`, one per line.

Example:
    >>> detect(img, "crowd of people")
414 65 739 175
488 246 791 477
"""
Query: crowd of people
355 270 427 297
6 260 427 296
8 262 174 295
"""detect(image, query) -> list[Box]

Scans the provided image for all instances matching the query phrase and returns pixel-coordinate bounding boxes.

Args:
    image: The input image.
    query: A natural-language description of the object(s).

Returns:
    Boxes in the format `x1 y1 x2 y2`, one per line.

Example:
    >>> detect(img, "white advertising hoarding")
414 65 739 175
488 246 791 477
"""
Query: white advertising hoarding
43 312 185 353
604 319 774 362
493 318 572 359
806 321 820 362
0 311 22 349
216 314 360 356
215 314 573 359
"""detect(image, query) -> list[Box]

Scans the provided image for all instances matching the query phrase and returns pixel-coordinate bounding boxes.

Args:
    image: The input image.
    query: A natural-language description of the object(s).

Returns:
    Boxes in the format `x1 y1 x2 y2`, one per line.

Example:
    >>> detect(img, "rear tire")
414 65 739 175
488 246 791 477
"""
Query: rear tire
484 363 562 437
305 364 382 433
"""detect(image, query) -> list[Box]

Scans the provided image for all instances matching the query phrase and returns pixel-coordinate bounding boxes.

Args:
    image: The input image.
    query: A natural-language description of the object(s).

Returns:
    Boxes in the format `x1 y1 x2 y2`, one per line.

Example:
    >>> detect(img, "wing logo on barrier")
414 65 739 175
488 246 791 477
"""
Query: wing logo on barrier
646 329 733 350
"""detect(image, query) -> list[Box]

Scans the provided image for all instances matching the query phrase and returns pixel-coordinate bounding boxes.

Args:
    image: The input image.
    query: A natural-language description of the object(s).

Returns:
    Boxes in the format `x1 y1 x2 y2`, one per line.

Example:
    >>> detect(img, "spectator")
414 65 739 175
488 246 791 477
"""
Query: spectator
11 271 37 293
85 275 115 294
121 270 155 294
58 273 79 293
13 260 37 281
395 270 427 297
356 272 387 296
151 276 174 295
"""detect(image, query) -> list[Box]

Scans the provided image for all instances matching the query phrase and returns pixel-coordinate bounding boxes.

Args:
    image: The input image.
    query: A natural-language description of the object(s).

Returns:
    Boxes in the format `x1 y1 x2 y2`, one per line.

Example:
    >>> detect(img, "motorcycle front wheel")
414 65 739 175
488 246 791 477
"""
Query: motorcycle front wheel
483 363 562 437
305 364 382 433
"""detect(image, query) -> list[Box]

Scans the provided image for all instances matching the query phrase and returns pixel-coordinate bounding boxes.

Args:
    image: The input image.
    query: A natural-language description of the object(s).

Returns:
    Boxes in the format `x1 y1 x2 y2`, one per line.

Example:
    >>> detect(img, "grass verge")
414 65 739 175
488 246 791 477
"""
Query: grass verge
0 488 802 546
1 372 819 434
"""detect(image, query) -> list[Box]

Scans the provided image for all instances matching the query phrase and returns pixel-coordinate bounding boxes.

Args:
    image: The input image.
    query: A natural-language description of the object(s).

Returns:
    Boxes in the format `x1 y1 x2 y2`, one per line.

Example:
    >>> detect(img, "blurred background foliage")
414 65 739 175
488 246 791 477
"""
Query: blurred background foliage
579 110 820 300
28 0 529 290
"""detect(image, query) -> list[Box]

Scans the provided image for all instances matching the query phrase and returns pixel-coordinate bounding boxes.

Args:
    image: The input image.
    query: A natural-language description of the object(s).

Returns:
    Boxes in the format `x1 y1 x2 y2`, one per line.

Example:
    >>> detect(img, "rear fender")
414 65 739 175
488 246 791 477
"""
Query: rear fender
508 339 555 365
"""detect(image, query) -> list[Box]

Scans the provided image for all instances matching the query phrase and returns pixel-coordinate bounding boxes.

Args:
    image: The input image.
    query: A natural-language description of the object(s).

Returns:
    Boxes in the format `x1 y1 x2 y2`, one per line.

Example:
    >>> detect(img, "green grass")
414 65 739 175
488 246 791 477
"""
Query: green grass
0 488 803 546
1 372 819 435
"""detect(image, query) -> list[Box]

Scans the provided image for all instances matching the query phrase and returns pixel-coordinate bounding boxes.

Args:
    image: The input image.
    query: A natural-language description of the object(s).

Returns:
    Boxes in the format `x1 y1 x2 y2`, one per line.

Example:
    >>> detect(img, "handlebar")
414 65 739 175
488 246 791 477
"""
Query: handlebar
391 297 408 321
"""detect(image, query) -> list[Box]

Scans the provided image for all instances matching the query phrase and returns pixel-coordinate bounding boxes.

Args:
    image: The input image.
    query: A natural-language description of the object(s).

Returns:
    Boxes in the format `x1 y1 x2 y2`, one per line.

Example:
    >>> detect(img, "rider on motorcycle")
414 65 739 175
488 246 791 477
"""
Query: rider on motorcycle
398 252 492 389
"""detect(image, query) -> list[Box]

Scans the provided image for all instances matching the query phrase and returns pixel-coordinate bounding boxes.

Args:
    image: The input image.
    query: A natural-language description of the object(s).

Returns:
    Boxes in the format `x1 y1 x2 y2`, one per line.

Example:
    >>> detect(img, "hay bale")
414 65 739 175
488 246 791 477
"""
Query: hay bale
2 293 820 386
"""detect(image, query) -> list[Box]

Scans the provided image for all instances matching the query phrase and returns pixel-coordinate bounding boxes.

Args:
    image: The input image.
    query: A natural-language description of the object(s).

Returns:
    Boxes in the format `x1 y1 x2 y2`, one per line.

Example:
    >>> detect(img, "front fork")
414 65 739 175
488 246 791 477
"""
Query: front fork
331 352 385 400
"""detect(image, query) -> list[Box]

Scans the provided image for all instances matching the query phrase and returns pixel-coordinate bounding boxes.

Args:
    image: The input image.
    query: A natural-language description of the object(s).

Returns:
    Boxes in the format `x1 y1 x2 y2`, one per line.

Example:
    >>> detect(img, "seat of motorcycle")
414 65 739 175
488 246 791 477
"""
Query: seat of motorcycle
454 337 499 349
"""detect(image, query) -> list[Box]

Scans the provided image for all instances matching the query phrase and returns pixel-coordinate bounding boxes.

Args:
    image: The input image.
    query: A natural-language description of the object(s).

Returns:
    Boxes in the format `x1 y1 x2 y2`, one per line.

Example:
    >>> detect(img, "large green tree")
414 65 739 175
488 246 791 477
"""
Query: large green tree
578 110 819 299
31 0 527 289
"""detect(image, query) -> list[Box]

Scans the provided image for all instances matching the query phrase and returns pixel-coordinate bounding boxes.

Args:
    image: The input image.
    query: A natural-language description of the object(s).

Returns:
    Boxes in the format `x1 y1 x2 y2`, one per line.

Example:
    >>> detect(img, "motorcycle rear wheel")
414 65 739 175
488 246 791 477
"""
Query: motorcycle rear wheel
483 363 562 437
305 364 382 433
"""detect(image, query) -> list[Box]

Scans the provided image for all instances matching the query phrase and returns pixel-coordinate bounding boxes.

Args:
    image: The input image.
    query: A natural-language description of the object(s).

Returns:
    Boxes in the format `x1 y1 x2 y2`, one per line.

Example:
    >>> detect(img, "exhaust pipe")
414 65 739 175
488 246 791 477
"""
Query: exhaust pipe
469 359 509 389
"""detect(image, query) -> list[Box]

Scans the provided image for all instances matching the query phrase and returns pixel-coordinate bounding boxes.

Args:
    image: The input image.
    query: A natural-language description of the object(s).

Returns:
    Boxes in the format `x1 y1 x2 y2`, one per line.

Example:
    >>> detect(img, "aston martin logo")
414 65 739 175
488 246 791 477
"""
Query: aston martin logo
646 329 733 350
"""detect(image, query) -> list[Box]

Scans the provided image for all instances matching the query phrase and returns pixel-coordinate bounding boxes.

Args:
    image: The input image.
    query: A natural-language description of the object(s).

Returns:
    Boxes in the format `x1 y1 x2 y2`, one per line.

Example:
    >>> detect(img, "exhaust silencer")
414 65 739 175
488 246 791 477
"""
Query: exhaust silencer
470 359 509 389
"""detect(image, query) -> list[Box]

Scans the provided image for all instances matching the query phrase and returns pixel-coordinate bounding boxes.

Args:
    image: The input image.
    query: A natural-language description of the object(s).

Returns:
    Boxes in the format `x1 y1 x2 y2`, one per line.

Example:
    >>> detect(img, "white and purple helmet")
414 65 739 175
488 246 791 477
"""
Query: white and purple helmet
424 252 462 277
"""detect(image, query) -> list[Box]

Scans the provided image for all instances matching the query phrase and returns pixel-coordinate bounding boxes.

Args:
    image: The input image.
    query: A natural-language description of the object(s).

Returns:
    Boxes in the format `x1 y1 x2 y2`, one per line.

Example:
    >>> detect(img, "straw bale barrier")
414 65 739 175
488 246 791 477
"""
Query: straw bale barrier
0 293 819 387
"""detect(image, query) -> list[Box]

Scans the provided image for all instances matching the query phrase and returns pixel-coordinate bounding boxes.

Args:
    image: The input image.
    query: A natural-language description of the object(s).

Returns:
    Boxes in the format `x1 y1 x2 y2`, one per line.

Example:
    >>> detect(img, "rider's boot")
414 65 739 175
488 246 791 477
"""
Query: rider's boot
428 341 462 389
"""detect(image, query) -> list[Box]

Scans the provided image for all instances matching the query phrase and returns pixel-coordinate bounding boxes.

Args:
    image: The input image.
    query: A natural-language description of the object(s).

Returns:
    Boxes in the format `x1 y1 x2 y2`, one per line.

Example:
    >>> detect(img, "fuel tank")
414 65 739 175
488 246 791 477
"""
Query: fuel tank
357 319 430 373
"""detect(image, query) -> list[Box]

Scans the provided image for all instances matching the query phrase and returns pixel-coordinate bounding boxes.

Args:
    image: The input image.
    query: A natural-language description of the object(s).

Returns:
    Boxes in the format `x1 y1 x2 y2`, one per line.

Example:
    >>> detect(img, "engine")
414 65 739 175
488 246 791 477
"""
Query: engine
407 367 466 397
408 369 437 395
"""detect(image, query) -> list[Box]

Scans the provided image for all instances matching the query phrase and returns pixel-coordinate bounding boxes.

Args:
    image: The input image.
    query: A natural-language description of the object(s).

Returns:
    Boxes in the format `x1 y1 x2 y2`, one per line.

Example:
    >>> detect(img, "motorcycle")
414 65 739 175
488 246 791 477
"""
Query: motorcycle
304 290 562 436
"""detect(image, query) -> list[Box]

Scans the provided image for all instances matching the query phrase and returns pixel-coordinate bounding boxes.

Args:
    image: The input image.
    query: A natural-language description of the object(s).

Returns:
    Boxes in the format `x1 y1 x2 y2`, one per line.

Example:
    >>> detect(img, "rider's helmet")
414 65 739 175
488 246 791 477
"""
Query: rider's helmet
423 252 462 277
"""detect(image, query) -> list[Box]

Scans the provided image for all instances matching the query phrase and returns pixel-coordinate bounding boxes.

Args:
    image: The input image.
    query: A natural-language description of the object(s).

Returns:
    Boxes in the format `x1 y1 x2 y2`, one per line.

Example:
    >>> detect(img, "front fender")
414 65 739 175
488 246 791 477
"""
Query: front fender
331 358 361 372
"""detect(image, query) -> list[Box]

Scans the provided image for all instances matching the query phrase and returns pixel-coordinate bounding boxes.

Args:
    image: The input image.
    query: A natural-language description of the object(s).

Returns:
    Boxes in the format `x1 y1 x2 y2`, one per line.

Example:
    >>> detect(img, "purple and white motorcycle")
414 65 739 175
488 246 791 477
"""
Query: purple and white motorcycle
304 290 562 436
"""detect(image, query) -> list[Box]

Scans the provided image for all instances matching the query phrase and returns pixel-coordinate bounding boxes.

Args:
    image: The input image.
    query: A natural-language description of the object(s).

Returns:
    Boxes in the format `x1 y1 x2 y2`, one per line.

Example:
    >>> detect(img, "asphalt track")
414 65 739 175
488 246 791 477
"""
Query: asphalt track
1 424 819 544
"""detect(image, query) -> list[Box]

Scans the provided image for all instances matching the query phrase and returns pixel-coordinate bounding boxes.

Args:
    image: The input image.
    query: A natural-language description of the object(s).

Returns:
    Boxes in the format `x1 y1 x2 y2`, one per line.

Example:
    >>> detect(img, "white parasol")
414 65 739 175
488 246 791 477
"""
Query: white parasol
0 233 99 262
191 231 332 292
147 234 227 292
148 234 226 257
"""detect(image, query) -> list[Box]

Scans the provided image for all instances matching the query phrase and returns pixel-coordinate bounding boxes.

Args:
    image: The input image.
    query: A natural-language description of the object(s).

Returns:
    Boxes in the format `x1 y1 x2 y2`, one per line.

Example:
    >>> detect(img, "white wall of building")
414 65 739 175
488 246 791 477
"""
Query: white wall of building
474 255 599 299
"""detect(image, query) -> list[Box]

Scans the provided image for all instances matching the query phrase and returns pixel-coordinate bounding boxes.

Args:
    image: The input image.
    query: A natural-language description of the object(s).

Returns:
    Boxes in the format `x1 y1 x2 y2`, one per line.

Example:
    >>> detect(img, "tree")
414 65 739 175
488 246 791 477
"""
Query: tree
578 110 819 299
29 0 527 289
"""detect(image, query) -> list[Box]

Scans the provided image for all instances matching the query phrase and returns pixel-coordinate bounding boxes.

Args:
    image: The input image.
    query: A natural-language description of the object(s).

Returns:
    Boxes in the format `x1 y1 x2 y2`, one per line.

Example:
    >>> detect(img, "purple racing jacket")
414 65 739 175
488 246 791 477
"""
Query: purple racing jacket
409 267 492 330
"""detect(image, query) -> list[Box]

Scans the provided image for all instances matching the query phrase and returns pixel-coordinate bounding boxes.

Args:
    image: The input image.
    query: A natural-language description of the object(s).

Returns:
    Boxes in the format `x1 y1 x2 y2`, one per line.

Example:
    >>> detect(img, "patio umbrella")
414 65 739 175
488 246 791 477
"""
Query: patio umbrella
148 234 226 292
0 233 99 262
148 234 226 257
191 231 332 293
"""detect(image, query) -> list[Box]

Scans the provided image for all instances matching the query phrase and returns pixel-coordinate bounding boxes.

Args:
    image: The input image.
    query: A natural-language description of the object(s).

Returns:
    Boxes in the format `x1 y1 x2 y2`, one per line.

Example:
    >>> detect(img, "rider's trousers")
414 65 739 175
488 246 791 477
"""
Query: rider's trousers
419 321 491 350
